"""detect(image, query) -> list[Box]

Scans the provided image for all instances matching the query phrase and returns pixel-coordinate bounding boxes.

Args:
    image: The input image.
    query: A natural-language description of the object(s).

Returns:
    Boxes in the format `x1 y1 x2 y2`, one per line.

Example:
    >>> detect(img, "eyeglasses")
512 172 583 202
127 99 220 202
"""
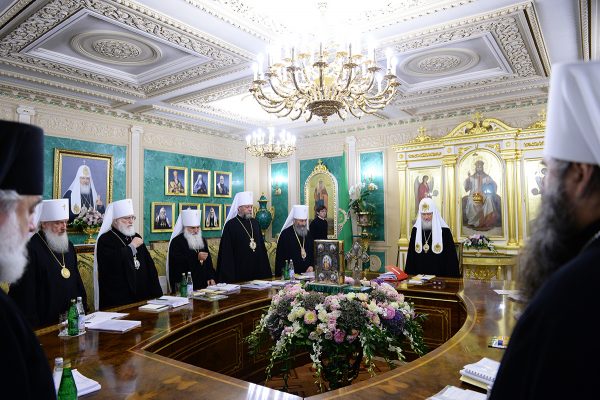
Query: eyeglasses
119 215 136 222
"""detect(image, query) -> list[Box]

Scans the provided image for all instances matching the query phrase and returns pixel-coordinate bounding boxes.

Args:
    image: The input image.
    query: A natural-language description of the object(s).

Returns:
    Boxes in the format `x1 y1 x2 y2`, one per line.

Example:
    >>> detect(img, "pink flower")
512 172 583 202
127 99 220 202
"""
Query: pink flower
334 329 345 343
382 306 396 320
304 310 317 325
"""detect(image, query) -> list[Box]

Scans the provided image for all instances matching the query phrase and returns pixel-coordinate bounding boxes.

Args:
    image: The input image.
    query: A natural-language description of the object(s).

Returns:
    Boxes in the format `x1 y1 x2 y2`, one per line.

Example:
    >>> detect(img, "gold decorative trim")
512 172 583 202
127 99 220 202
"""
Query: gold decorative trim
444 113 516 138
485 143 500 152
526 109 547 129
409 127 436 143
304 160 338 238
408 152 442 159
524 141 544 147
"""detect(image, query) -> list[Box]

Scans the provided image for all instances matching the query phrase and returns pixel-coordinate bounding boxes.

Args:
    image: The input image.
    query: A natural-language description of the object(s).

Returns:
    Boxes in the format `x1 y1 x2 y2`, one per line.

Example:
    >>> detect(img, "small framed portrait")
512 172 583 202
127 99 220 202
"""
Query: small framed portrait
202 203 222 231
151 202 175 233
179 202 200 215
190 168 210 197
53 149 113 224
214 171 232 198
314 239 345 285
224 204 232 220
165 166 187 196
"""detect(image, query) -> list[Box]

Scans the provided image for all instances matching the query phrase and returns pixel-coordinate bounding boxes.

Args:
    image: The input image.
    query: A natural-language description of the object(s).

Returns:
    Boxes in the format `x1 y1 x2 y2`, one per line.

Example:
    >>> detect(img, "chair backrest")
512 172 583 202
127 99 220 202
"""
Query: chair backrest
454 241 464 277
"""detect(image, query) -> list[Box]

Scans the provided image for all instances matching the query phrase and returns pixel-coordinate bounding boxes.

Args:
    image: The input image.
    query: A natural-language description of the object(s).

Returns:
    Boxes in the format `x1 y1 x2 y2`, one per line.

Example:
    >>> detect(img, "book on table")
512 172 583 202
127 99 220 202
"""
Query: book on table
138 303 170 313
147 295 189 308
72 370 101 396
85 318 141 333
206 283 241 294
459 357 500 390
427 385 486 400
240 280 272 290
84 311 128 326
408 274 436 285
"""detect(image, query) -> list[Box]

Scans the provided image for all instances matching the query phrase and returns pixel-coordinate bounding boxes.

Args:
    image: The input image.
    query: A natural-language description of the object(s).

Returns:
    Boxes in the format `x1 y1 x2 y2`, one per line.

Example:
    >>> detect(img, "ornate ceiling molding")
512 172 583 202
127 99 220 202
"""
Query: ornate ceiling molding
173 78 250 105
401 48 480 77
143 131 245 160
71 31 162 65
0 0 34 28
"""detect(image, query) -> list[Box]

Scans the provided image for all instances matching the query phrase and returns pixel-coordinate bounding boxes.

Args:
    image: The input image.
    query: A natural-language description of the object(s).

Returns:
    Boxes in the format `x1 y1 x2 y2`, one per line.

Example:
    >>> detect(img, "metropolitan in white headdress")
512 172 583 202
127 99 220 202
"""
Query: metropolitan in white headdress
62 164 105 222
166 209 215 293
404 198 460 277
93 198 162 310
216 191 272 283
275 205 314 277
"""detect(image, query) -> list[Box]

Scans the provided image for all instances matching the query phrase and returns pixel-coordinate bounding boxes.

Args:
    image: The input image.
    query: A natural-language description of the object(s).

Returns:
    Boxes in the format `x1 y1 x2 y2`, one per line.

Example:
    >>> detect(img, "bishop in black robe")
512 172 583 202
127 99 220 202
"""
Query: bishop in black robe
405 227 460 277
275 226 315 276
168 233 215 291
9 232 87 328
216 216 272 282
96 227 163 309
63 189 105 222
309 217 328 240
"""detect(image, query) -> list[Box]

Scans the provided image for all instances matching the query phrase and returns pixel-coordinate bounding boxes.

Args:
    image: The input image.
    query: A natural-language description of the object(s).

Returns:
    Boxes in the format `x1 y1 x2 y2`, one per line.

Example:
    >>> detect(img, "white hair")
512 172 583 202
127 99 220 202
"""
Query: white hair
0 190 28 283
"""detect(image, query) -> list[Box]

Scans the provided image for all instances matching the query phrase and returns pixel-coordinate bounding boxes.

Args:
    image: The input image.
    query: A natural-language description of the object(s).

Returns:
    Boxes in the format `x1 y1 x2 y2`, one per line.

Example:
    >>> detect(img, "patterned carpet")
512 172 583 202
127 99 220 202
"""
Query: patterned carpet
263 358 398 397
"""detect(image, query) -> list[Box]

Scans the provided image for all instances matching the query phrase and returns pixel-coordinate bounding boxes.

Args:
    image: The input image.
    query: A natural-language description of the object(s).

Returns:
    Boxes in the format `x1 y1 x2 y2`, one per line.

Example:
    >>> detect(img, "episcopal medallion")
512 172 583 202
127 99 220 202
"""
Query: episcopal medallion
61 266 70 279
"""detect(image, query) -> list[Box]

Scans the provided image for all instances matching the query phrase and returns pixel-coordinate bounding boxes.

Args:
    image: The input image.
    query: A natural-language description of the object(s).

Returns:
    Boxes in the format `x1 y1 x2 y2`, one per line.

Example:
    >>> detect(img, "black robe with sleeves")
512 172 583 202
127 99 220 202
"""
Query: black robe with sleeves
9 232 87 328
216 216 272 283
168 233 215 292
275 226 315 276
96 228 162 309
405 227 460 277
309 217 328 240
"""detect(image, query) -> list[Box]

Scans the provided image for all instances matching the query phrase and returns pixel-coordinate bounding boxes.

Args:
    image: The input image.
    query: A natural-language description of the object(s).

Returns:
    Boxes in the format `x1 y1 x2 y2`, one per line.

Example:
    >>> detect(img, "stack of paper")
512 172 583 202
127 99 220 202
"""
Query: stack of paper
138 303 170 313
147 295 189 308
206 283 241 293
84 311 128 326
86 318 141 333
459 357 500 390
408 274 436 285
240 280 272 290
269 280 290 287
72 370 101 396
427 385 486 400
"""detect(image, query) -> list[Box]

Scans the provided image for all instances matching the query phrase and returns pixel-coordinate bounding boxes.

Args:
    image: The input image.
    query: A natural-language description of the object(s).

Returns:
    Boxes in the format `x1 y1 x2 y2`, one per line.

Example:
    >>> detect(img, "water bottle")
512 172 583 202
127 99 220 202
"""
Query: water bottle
283 260 289 280
67 299 78 336
57 360 77 400
76 297 85 334
186 272 193 299
179 273 187 297
289 259 295 282
53 357 63 394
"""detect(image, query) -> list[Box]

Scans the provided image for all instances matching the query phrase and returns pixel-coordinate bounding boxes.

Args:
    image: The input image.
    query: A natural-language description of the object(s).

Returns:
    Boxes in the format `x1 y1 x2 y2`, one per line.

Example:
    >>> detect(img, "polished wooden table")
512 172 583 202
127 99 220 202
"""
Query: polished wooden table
36 278 520 399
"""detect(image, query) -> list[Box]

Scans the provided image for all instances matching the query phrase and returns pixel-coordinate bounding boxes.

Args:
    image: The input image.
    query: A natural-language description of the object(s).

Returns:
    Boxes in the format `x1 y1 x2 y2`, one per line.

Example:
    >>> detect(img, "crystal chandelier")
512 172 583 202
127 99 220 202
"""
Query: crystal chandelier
249 42 399 123
245 128 297 159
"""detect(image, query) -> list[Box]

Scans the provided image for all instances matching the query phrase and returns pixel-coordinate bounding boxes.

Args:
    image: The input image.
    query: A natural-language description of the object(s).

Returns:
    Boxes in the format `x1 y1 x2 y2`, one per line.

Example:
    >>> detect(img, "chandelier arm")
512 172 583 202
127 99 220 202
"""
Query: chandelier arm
252 86 286 108
268 78 296 100
290 68 308 96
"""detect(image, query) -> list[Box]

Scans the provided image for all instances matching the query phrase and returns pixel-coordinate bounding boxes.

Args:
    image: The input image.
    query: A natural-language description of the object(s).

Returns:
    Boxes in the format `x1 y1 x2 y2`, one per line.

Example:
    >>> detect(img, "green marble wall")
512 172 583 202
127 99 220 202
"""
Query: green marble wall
359 151 385 241
270 161 288 236
44 135 127 244
143 149 244 241
299 155 344 209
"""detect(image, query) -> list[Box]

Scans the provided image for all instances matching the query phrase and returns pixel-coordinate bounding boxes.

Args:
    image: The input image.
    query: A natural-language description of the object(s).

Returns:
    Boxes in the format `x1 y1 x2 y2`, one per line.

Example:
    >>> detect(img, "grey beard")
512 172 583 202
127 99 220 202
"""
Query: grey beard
239 212 252 220
0 211 28 283
115 221 136 237
294 225 308 237
519 177 577 302
421 220 432 231
43 228 69 253
80 184 91 195
183 230 204 250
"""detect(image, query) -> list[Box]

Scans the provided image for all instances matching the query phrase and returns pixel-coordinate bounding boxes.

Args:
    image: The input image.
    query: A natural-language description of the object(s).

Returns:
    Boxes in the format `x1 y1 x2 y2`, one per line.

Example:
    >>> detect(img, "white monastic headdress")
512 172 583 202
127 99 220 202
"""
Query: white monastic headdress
224 191 253 225
544 60 600 164
65 165 99 214
93 198 135 310
165 209 202 293
413 198 448 254
39 198 69 222
280 205 309 234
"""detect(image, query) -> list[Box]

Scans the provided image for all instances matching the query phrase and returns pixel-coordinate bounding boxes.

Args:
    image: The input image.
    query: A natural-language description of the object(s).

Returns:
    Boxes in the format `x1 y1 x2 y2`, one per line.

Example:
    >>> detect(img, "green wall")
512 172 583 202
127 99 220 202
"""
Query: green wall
44 135 127 244
359 151 385 241
143 149 245 241
299 155 345 209
270 161 288 236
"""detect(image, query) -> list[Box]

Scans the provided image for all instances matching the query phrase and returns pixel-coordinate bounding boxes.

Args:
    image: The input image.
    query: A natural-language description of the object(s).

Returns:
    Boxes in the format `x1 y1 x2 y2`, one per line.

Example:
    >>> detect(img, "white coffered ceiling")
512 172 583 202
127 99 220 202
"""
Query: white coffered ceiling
0 0 592 139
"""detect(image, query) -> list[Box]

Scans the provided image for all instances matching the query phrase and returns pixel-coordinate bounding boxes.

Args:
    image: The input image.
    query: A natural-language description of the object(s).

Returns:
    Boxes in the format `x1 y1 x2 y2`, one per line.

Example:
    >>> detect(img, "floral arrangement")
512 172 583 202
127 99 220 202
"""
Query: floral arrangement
246 282 426 392
462 234 497 252
70 206 103 230
348 180 378 216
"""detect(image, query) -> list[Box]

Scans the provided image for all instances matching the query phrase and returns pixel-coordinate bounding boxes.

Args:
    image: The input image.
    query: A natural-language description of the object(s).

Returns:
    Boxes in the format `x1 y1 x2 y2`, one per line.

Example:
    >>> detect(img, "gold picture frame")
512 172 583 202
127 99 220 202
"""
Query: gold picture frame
408 167 442 224
165 166 188 196
304 160 338 238
190 168 210 197
53 148 113 224
179 202 200 215
151 202 175 233
202 203 222 230
214 171 232 198
314 239 345 285
224 203 232 221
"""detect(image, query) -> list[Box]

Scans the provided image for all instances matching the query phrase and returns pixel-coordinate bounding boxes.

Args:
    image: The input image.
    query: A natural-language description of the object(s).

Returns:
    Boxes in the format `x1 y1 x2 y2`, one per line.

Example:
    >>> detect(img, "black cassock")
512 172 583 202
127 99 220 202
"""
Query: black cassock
405 227 460 277
216 216 272 283
0 291 55 399
168 233 215 292
63 189 105 222
96 228 163 309
309 217 328 240
275 226 315 276
9 232 87 328
489 221 600 400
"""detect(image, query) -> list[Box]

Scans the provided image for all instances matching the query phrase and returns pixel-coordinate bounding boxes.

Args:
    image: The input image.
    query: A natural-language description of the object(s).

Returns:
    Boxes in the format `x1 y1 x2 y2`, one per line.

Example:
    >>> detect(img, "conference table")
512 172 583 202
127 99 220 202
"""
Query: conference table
36 278 520 399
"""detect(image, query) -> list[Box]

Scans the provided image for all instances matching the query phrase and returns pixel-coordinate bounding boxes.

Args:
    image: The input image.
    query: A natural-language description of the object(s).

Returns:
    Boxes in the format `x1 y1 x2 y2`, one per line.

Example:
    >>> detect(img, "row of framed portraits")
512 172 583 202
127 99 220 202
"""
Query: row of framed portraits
165 166 232 198
151 202 232 233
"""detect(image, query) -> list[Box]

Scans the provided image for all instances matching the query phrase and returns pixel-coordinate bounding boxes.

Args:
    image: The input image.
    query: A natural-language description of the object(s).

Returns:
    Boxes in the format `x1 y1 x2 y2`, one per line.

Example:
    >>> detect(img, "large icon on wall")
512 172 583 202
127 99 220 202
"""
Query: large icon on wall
54 148 113 224
165 166 187 196
214 171 231 198
191 168 210 197
179 202 200 215
459 150 504 237
304 160 338 238
408 167 442 224
202 203 222 230
151 202 174 233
